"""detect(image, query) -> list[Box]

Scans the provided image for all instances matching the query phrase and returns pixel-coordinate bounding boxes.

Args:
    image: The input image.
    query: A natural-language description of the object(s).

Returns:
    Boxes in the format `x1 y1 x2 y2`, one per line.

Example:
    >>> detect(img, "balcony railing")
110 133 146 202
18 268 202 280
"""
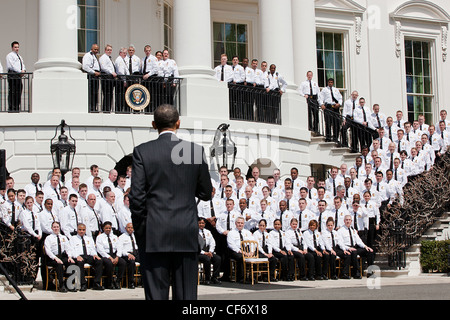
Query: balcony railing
0 73 33 113
228 83 282 125
307 98 378 153
87 74 182 114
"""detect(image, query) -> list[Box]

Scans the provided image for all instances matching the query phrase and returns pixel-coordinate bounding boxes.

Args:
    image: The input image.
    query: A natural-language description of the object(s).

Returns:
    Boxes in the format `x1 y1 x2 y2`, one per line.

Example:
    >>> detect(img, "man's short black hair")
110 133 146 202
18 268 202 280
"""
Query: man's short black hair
154 104 179 130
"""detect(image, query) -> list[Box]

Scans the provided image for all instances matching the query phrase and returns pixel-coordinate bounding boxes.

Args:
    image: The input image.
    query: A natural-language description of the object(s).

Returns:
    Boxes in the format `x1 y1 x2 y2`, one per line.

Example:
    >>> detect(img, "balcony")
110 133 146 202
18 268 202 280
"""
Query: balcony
0 73 33 113
87 75 183 115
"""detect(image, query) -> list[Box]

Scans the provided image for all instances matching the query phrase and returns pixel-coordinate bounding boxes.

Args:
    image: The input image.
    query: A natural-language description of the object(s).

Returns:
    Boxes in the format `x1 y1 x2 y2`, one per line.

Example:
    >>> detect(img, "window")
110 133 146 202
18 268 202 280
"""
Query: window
405 39 433 124
78 0 100 58
316 31 346 94
164 2 174 56
213 22 248 66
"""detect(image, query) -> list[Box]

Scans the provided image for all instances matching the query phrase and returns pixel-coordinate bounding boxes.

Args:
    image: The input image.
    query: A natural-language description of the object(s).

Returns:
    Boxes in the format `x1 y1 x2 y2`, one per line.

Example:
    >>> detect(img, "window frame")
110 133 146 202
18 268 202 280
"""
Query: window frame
77 0 101 60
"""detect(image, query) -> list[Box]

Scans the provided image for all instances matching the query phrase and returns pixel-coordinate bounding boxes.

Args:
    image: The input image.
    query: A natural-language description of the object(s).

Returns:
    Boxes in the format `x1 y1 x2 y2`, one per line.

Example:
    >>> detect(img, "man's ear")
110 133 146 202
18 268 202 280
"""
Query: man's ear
152 121 158 130
175 120 181 130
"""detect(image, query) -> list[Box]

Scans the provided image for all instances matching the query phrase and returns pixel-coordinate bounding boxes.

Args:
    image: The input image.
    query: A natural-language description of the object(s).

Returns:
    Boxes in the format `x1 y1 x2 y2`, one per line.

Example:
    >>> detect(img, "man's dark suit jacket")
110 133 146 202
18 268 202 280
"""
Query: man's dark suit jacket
129 132 213 253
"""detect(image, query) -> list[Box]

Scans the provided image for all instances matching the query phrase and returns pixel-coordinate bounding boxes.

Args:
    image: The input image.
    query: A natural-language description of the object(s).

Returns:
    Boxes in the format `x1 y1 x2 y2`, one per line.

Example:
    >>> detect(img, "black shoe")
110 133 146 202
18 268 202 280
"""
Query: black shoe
354 274 362 279
211 278 222 285
58 286 68 293
331 275 339 280
113 280 121 289
300 277 308 281
315 276 323 280
341 274 350 279
322 275 328 280
128 282 135 289
80 284 88 292
203 280 211 285
93 283 105 291
270 277 278 282
308 277 315 281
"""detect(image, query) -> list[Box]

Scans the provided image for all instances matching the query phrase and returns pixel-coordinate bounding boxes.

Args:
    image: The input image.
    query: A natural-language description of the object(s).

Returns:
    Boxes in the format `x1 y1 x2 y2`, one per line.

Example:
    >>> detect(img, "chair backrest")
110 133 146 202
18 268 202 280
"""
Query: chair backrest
241 240 258 260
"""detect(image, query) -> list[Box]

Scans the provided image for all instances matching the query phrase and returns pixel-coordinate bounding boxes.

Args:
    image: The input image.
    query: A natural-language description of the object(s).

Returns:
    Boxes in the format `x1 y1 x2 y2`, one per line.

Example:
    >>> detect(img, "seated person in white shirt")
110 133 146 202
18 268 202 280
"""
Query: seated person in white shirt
337 215 374 279
69 223 104 291
226 216 254 282
302 219 328 280
286 218 313 281
198 218 221 285
269 219 295 281
117 222 140 289
252 219 278 282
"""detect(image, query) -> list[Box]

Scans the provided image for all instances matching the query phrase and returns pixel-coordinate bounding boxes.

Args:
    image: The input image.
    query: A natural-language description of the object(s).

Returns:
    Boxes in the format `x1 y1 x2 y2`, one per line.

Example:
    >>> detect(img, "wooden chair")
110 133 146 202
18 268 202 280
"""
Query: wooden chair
240 240 270 285
125 262 141 287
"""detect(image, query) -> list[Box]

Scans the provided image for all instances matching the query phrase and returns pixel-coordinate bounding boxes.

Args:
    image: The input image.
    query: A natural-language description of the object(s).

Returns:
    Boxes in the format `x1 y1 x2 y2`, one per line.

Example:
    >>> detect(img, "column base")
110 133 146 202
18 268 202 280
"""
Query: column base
32 70 88 114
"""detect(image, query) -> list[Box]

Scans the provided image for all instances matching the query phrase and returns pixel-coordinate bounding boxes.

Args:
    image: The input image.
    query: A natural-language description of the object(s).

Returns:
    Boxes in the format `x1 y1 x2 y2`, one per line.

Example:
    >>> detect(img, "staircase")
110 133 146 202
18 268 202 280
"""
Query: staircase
309 135 360 167
375 212 450 277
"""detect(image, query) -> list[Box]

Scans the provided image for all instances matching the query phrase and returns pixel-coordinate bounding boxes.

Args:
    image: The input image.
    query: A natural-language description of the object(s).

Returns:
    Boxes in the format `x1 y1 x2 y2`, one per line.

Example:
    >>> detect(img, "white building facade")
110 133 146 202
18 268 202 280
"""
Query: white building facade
0 0 449 187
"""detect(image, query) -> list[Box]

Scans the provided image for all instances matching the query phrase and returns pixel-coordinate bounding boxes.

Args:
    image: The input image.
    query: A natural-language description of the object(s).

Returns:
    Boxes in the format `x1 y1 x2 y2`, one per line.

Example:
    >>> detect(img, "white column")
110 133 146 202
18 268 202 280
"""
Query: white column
33 0 87 113
172 0 229 120
259 0 295 87
173 0 214 78
35 0 81 72
292 0 317 86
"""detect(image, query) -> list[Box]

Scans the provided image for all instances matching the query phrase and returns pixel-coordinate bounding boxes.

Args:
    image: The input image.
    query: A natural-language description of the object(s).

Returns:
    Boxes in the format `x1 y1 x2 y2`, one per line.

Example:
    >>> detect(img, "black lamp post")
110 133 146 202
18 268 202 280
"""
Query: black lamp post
50 120 76 183
210 123 237 173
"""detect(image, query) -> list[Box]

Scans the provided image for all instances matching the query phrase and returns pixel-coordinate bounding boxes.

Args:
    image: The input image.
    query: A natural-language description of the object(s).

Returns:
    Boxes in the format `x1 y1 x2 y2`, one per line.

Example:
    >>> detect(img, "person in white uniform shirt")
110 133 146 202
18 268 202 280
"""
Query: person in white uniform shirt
369 104 387 130
2 188 22 231
299 71 321 132
214 54 233 83
252 219 278 282
59 194 81 239
82 44 101 112
269 219 295 281
337 215 374 278
99 44 118 112
117 222 140 289
197 218 221 285
6 41 26 112
100 190 121 236
80 193 102 240
326 167 344 197
24 172 43 199
21 196 42 244
252 199 276 231
361 191 380 249
302 219 328 280
118 194 132 235
69 223 104 291
285 218 313 281
44 221 75 292
95 221 126 290
319 78 342 143
114 47 131 113
227 216 254 282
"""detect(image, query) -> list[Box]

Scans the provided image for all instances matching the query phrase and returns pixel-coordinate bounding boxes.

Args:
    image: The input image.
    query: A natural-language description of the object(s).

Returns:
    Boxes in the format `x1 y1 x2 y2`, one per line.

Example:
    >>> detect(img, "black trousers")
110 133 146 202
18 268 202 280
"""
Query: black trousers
307 249 323 277
45 255 73 289
88 74 100 112
367 217 378 249
307 97 319 132
291 250 314 278
115 79 128 113
122 254 139 285
324 104 341 142
324 251 337 277
198 253 221 280
228 249 244 281
336 248 352 277
101 75 115 113
140 251 199 300
74 255 103 286
101 255 126 287
273 250 294 279
257 252 278 278
7 72 22 112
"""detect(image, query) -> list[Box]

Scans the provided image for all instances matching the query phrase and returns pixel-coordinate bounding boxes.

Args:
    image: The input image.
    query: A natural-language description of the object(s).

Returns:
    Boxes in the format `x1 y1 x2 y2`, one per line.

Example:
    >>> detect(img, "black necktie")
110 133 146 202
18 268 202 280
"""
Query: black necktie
129 56 133 74
209 200 216 217
107 234 114 256
227 212 230 231
313 230 318 249
143 56 147 74
31 211 36 231
17 53 23 70
349 228 354 247
333 179 336 196
309 80 313 96
221 65 225 81
93 208 101 232
82 236 87 256
331 232 336 249
330 87 338 104
262 231 266 251
130 234 137 255
390 154 394 170
57 235 62 257
239 230 243 242
11 203 15 226
278 230 283 249
54 188 60 200
376 114 381 128
354 212 358 230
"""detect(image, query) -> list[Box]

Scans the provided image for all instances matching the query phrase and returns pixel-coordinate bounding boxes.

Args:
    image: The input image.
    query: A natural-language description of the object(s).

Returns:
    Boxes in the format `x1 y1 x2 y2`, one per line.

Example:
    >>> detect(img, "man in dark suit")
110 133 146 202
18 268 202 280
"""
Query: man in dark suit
129 104 213 300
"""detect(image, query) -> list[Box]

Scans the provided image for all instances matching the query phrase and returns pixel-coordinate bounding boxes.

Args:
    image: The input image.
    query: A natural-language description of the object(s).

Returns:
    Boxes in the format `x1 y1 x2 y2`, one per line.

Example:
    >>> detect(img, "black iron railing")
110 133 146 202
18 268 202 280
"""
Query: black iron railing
0 73 33 113
228 83 282 125
308 98 377 153
87 74 182 114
